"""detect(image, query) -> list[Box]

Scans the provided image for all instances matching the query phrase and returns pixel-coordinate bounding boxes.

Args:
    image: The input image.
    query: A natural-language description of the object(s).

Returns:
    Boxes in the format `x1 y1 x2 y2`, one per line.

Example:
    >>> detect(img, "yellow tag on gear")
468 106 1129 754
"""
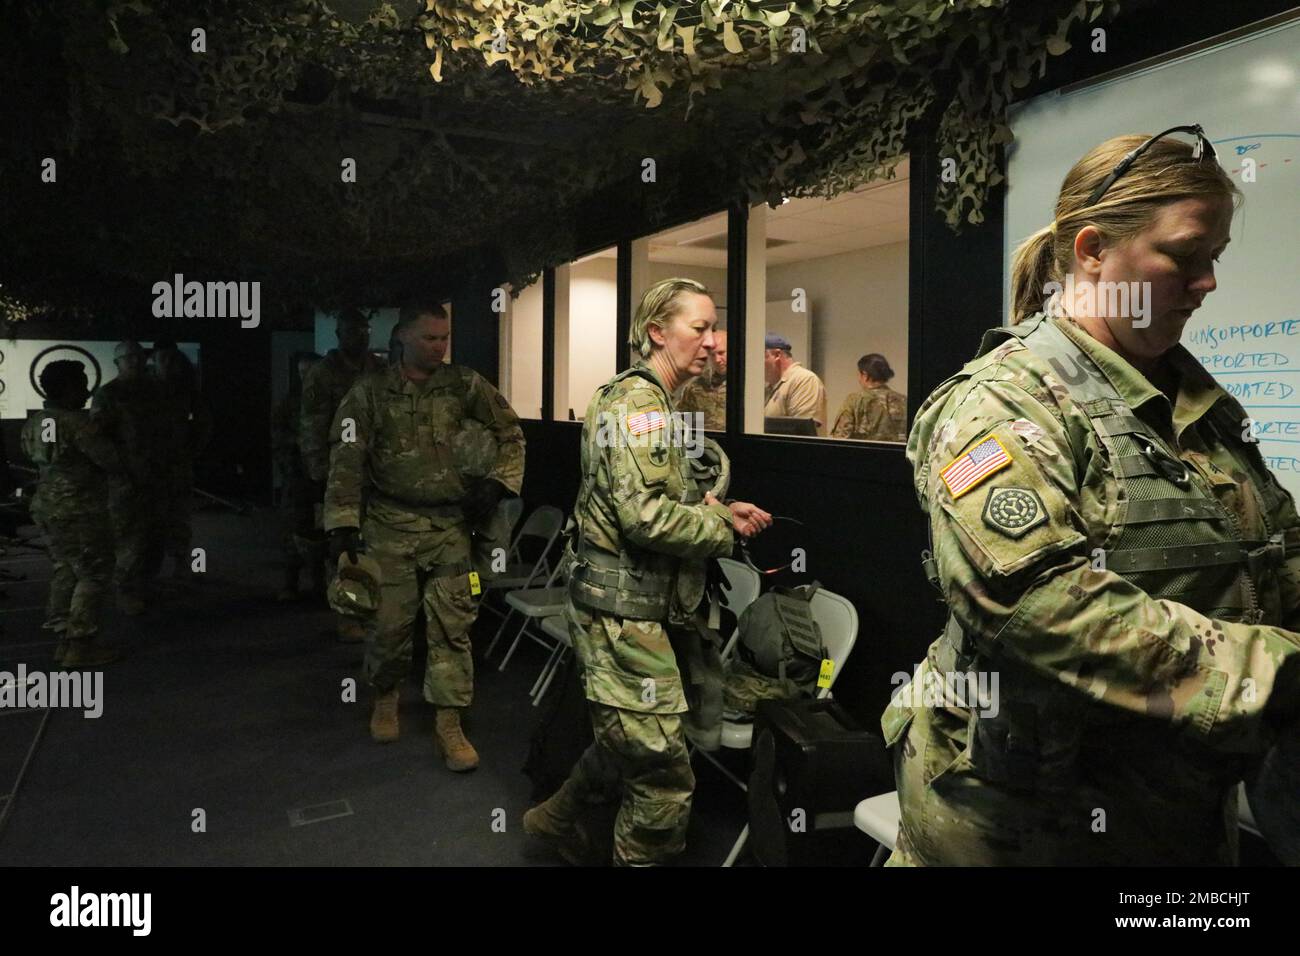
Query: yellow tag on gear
817 658 834 689
468 571 482 596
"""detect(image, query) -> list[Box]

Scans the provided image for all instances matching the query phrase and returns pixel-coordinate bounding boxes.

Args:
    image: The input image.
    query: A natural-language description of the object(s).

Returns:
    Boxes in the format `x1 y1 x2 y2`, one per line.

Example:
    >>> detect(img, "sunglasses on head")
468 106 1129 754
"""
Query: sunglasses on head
1085 124 1219 207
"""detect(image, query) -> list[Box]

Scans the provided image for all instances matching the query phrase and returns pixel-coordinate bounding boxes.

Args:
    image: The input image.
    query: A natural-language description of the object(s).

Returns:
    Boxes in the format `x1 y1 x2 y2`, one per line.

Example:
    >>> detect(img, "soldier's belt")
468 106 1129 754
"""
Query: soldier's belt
372 493 464 520
568 564 670 620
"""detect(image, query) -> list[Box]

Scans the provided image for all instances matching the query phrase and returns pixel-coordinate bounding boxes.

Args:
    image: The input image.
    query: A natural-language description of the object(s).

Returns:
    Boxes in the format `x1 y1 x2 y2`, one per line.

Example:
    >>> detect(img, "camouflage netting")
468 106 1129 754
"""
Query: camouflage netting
0 0 1122 323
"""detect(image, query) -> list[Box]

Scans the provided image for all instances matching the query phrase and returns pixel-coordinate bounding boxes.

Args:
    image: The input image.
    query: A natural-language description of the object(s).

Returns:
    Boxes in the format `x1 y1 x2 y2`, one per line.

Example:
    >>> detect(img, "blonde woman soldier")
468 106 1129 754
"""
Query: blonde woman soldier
524 277 772 866
885 126 1300 865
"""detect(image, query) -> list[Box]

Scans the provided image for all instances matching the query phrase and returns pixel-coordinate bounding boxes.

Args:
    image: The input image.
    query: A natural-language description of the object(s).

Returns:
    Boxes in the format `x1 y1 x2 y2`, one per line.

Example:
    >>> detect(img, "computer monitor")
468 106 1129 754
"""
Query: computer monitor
764 416 818 437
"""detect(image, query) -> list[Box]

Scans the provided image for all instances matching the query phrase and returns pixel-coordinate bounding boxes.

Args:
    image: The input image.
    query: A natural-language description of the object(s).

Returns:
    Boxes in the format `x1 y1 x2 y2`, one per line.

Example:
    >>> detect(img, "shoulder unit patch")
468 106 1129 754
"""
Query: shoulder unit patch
982 487 1048 538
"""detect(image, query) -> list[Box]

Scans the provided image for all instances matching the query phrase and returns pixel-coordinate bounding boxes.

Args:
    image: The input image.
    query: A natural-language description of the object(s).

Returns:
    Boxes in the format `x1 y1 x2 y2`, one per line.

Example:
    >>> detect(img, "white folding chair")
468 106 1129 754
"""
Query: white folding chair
498 497 525 554
853 791 902 866
714 585 860 866
480 505 565 638
530 613 572 705
715 557 762 657
846 760 1264 868
495 560 569 675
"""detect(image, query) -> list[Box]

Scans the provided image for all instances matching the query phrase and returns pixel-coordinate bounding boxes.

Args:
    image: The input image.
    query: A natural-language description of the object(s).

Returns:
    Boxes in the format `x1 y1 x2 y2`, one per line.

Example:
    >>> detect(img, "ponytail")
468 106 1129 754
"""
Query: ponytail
1009 224 1059 325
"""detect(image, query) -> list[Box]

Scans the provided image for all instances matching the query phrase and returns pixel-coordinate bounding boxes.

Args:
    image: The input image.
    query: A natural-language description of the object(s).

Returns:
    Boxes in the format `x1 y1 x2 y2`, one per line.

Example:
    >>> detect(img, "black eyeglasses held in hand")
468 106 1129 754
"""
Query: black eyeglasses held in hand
737 515 805 576
1085 124 1219 207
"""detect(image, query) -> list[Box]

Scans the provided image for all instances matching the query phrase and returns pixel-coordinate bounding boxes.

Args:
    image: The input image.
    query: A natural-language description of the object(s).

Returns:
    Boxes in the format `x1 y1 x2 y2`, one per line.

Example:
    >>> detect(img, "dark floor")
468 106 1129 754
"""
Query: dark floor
0 507 877 867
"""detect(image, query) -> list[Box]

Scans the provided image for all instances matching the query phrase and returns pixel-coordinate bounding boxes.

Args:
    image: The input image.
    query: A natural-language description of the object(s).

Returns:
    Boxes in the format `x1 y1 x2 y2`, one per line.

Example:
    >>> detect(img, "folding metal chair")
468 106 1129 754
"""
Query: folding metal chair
709 585 860 866
481 504 565 645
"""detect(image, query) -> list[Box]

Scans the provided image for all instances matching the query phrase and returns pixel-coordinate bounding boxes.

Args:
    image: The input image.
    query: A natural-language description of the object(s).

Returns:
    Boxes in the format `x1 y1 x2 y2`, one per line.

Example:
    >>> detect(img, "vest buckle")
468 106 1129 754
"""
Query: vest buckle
1247 533 1286 578
1137 436 1191 488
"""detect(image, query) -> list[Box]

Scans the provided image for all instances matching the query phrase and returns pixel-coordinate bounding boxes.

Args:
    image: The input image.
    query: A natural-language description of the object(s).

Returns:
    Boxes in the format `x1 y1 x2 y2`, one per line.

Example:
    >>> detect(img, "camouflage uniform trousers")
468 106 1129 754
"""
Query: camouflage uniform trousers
559 598 697 866
36 509 114 639
107 476 165 599
361 517 477 706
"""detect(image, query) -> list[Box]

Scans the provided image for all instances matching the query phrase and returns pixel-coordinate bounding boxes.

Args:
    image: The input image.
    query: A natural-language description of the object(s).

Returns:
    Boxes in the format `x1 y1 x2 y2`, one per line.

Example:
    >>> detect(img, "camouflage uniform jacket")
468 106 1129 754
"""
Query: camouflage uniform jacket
90 376 167 483
568 362 735 626
886 312 1300 864
300 349 384 482
831 384 907 441
323 363 524 533
21 407 121 519
677 369 727 431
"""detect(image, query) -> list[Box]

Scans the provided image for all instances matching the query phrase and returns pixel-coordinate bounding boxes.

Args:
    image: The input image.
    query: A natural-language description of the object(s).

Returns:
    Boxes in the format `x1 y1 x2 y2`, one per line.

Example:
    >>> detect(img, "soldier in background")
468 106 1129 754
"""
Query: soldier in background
22 360 122 666
272 351 321 600
152 345 213 580
830 353 907 442
92 340 166 615
676 329 727 430
324 303 524 771
523 278 771 866
301 309 383 639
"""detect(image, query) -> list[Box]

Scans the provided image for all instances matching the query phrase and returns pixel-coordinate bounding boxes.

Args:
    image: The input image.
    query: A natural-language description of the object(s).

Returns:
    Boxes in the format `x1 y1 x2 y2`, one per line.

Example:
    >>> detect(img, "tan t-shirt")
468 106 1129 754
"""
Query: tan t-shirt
764 361 828 435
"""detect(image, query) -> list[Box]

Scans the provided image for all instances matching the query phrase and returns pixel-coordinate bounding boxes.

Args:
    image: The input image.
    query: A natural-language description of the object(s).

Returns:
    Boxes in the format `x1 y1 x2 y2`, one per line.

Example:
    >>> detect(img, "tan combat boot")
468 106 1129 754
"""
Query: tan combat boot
370 689 400 743
62 636 124 667
522 779 595 866
433 708 479 772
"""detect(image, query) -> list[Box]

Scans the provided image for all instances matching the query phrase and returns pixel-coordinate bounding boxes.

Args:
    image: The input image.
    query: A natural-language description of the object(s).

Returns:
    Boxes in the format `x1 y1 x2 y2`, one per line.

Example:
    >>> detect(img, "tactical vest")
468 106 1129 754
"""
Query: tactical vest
568 365 730 621
367 364 474 518
928 314 1289 787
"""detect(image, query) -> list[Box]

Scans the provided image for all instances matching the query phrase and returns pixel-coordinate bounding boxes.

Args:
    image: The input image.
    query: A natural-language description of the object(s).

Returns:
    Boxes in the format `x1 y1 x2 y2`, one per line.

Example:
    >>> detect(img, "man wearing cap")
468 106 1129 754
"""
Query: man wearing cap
762 333 828 436
323 303 524 772
91 341 167 615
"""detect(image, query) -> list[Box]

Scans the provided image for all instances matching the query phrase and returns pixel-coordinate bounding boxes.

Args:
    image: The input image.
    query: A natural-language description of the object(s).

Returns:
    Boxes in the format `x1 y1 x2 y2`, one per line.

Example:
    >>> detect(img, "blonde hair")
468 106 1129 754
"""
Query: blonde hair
1009 134 1241 324
629 277 711 358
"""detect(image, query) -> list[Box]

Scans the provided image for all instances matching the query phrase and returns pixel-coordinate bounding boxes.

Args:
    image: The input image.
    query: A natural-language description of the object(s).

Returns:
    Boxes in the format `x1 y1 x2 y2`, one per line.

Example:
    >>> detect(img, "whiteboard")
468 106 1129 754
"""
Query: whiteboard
1006 17 1300 498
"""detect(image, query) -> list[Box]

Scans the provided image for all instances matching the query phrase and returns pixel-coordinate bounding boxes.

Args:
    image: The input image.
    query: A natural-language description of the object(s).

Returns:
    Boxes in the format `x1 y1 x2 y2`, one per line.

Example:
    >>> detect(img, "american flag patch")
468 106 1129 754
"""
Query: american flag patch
626 410 665 436
941 436 1012 499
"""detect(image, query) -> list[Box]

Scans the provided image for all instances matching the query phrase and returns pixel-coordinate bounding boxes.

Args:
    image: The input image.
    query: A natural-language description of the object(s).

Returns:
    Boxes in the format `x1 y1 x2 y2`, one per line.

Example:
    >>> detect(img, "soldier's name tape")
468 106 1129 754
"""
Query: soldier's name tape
592 407 707 458
890 666 1000 718
0 664 103 718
